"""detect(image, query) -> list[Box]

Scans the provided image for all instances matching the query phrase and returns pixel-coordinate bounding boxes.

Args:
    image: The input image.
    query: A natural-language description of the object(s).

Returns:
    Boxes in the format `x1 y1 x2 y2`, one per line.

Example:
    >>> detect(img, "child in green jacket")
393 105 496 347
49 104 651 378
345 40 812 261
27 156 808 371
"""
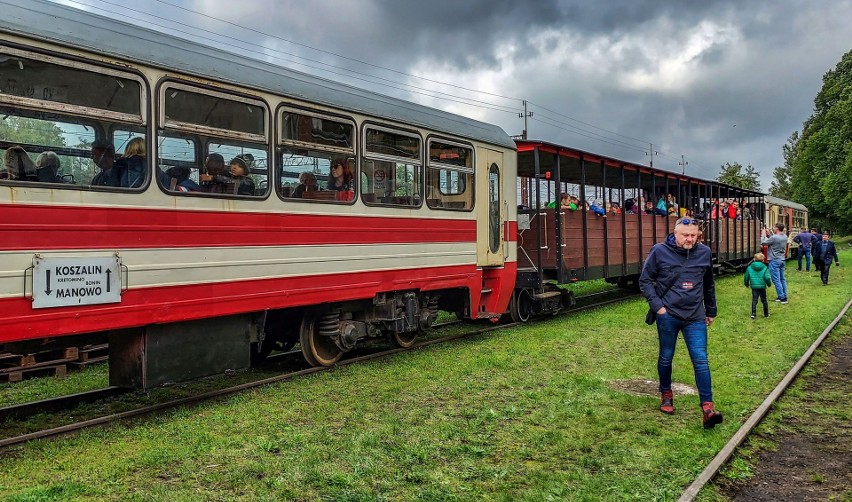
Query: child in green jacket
744 252 772 319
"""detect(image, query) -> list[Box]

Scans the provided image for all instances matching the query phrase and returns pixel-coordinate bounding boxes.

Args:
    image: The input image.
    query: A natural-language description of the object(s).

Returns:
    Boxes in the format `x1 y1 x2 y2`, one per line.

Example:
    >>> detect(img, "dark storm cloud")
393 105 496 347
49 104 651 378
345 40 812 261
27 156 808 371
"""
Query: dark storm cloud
68 0 852 188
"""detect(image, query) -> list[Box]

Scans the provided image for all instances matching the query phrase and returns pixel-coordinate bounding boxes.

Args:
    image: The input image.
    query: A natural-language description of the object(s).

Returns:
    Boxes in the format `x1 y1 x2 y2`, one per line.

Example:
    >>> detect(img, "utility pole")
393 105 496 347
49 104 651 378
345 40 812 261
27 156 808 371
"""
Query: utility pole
679 155 688 175
645 143 658 169
519 100 533 139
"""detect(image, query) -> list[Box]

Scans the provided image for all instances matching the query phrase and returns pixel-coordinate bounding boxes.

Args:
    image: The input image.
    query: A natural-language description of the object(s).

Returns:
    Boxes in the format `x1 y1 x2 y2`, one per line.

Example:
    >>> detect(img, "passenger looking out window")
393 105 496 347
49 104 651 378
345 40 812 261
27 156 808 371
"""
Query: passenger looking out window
229 154 256 196
328 158 354 201
292 171 318 198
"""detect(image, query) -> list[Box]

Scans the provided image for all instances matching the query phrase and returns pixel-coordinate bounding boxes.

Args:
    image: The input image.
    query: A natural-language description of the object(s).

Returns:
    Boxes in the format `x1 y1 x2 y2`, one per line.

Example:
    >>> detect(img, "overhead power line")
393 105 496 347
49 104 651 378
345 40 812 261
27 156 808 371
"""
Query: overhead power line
56 0 706 169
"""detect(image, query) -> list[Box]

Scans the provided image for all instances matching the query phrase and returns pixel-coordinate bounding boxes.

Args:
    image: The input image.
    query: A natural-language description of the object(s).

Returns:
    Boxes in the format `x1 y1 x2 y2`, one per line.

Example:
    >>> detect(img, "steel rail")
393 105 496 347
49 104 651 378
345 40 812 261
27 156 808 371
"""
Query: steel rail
0 387 127 422
678 297 852 502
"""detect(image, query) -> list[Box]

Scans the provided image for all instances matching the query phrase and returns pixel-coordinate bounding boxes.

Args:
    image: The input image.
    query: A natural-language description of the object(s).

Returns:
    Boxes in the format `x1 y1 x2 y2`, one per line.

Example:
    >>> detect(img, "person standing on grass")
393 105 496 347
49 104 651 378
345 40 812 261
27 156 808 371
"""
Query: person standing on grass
793 227 813 272
815 232 840 285
639 217 723 429
761 223 789 304
744 252 772 319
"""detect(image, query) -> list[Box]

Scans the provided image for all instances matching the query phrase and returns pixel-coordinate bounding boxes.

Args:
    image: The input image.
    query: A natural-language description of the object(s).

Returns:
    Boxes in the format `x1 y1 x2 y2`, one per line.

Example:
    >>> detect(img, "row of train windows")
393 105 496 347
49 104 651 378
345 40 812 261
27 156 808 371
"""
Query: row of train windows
0 47 475 210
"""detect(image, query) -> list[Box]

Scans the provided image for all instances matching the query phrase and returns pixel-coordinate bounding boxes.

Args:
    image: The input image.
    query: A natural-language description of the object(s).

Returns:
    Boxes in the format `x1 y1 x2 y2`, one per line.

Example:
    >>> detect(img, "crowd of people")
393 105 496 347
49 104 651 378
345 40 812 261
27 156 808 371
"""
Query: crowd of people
1 140 265 196
542 192 764 223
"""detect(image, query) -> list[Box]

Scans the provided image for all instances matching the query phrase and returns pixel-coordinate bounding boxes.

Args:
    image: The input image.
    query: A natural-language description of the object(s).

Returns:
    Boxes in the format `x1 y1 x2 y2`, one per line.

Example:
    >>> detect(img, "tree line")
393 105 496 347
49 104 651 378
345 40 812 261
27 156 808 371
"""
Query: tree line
720 50 851 235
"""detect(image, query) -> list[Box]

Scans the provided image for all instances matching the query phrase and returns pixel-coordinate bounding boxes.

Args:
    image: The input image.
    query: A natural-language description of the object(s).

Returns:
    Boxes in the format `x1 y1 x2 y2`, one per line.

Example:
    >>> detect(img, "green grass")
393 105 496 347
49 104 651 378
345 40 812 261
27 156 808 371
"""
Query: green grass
1 247 850 501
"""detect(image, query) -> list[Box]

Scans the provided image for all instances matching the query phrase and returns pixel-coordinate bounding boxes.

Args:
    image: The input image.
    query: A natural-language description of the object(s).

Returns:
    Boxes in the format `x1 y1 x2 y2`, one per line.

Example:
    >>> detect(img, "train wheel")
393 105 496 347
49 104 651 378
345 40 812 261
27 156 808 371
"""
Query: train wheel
389 330 418 348
509 289 533 323
300 314 343 367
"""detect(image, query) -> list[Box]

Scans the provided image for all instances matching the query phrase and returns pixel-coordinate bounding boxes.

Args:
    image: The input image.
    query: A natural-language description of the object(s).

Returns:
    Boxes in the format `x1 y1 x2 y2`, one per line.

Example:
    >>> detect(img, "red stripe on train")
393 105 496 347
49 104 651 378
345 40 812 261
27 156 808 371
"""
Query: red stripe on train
0 204 487 250
0 262 516 343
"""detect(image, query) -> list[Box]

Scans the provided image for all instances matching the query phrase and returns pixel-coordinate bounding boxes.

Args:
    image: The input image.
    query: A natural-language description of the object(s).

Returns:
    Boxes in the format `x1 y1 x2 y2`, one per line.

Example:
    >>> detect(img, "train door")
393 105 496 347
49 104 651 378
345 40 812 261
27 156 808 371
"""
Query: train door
477 149 505 266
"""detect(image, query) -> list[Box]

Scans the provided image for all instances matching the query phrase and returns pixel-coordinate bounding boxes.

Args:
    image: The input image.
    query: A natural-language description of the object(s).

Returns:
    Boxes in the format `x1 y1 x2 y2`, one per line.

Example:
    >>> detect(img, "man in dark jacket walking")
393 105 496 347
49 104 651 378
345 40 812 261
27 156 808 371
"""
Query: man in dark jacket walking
640 217 722 429
815 232 840 285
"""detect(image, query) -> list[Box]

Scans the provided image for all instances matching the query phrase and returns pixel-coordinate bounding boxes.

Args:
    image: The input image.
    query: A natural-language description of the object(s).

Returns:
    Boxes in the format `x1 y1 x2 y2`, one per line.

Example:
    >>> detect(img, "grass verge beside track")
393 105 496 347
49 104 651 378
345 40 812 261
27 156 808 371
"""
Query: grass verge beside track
1 247 850 500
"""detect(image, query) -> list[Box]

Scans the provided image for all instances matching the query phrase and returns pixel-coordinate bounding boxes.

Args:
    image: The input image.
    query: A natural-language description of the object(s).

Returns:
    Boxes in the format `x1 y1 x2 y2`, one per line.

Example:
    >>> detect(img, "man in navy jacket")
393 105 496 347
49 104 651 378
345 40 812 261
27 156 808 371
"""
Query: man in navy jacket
814 232 840 285
639 217 722 429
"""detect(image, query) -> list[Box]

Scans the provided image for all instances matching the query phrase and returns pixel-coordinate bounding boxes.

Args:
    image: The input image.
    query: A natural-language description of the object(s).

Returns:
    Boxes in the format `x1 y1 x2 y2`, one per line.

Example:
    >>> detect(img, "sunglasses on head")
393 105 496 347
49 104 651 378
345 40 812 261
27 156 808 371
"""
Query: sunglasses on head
677 218 699 226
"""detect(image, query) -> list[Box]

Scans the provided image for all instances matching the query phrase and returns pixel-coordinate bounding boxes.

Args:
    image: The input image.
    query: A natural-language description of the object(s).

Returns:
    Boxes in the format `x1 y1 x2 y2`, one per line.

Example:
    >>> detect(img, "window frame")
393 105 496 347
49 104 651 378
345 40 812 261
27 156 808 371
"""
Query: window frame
154 79 271 199
0 45 146 126
158 81 268 144
360 122 423 208
425 135 475 212
0 44 150 192
275 105 358 205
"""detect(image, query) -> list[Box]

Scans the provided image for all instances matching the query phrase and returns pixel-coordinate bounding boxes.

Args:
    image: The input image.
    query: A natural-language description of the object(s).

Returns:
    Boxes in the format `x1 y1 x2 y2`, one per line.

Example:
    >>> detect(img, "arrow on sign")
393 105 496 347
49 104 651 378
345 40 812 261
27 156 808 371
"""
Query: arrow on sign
106 269 111 293
44 269 52 295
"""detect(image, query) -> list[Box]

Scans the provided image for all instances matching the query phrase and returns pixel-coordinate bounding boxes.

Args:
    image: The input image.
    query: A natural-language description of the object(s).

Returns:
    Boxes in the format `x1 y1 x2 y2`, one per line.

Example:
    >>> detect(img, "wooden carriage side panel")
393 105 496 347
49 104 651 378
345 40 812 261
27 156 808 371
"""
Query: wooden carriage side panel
606 215 625 273
625 217 643 269
517 210 558 269
561 210 586 270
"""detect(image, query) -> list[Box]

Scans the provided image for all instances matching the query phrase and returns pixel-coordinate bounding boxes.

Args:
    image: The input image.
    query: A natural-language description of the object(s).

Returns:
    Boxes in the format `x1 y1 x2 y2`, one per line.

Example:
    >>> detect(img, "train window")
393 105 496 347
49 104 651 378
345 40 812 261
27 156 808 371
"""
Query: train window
0 48 142 118
277 110 356 203
161 84 266 140
488 163 500 253
361 126 421 207
281 112 353 150
158 83 269 197
0 47 148 190
426 139 473 210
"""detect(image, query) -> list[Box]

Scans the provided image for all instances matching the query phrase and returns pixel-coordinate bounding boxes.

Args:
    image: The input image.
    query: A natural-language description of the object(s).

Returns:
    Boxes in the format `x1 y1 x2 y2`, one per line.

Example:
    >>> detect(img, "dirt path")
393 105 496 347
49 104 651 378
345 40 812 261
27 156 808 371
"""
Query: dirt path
716 326 852 501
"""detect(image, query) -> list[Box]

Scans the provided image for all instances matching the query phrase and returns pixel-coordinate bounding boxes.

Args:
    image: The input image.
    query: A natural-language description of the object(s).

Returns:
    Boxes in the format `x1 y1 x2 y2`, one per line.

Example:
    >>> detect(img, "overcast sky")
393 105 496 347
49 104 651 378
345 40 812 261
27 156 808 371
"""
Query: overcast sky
57 0 851 190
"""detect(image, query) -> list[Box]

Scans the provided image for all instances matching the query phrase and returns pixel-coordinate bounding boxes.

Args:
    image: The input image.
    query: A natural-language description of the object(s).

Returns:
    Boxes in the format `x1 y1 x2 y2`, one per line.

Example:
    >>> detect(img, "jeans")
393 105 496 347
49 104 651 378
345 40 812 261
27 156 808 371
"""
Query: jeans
797 247 811 271
656 313 713 403
768 259 788 300
751 289 768 316
820 261 833 284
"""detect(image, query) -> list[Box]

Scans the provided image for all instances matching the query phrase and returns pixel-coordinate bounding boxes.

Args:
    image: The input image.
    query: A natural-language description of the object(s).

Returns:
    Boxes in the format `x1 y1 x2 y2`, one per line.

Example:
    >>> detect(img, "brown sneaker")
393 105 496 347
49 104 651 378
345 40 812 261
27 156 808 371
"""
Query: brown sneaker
660 390 674 415
702 401 723 429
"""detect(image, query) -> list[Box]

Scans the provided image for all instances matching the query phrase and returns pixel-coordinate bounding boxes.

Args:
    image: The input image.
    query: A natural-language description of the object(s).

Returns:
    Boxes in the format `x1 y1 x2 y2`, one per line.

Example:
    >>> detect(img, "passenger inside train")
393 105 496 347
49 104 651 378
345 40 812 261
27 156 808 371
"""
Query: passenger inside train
199 153 227 193
2 145 37 181
90 140 119 187
119 137 146 188
35 151 63 183
292 171 318 198
229 154 256 196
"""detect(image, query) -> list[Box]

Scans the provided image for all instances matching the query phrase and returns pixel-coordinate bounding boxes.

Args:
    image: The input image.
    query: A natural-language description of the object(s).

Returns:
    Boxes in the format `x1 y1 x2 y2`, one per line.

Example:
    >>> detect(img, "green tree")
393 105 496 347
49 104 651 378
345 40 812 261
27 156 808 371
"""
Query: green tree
716 162 761 191
769 132 798 199
790 49 852 234
0 116 65 150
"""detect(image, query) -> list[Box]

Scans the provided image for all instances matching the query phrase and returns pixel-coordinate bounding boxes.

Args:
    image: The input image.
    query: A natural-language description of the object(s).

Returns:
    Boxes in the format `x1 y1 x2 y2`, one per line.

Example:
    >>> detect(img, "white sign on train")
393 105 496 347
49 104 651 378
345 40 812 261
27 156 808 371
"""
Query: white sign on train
32 256 121 309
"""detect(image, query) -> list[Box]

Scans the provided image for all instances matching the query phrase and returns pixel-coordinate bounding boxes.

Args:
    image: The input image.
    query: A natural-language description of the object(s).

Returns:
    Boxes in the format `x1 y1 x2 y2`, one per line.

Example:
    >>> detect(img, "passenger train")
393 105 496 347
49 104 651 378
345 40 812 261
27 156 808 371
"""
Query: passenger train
0 1 807 387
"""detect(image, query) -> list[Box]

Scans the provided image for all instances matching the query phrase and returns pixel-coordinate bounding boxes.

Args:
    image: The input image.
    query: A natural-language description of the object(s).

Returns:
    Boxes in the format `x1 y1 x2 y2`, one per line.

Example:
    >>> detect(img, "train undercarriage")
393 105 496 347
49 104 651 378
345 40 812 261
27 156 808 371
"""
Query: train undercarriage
257 290 442 367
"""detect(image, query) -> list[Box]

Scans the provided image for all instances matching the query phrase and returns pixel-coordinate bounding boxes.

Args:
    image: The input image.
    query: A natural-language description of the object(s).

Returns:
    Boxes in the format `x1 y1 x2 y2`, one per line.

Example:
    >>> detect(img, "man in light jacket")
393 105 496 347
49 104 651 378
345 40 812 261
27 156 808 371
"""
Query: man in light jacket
761 223 789 304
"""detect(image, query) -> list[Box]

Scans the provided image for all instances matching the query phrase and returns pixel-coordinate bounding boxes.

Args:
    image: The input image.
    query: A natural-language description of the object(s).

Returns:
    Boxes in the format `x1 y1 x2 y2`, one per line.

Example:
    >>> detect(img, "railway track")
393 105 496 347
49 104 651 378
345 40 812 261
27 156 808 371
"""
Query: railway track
0 289 640 450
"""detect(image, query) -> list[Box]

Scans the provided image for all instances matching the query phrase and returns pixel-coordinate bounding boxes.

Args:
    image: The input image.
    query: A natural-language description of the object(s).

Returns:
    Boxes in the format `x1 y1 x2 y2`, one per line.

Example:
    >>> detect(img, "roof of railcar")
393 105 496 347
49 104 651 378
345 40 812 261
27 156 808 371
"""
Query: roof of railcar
0 0 516 150
765 195 808 211
516 139 765 197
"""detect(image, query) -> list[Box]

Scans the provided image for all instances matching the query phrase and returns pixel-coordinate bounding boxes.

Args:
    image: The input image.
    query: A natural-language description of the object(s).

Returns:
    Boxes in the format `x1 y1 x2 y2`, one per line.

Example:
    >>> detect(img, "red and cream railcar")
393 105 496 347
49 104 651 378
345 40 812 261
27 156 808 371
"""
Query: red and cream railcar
0 1 517 385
